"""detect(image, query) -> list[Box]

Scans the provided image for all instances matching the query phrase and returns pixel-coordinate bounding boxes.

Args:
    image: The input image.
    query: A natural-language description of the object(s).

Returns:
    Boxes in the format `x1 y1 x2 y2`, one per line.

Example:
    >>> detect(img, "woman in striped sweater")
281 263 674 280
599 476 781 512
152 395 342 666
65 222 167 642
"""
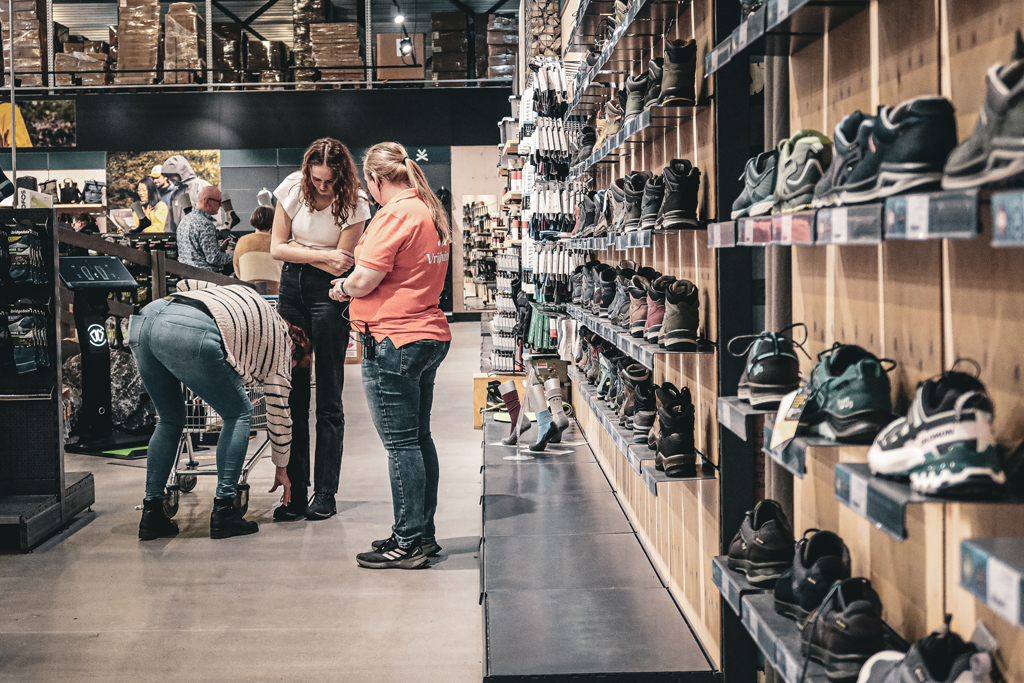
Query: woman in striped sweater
127 282 311 540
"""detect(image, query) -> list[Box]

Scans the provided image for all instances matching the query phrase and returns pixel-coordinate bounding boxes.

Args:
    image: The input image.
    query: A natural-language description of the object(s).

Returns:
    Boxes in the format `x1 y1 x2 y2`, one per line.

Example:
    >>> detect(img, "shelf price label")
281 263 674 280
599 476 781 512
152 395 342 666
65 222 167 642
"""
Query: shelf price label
710 48 720 73
906 195 929 239
830 208 848 243
986 556 1022 626
777 0 789 19
849 474 868 517
739 20 749 48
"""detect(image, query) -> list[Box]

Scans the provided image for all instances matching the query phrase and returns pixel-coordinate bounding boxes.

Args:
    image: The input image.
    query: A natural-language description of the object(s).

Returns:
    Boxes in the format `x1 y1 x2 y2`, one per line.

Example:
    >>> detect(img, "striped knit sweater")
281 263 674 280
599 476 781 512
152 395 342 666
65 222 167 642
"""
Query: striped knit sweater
174 281 292 466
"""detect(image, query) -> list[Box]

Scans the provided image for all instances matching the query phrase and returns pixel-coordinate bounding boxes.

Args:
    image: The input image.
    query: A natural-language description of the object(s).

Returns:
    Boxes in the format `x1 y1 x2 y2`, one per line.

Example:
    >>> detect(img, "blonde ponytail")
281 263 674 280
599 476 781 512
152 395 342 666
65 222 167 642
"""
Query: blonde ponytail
363 142 451 245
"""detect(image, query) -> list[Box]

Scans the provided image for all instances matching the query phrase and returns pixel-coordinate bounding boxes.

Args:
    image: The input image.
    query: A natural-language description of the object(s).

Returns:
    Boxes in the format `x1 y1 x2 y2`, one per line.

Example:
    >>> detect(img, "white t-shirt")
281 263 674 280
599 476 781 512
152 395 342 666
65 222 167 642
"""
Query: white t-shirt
274 172 372 250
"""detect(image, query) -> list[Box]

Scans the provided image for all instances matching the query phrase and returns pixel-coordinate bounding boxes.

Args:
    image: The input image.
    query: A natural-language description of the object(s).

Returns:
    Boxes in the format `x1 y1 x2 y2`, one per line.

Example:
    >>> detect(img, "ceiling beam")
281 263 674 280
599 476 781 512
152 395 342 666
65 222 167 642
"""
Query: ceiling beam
211 0 266 40
241 0 281 27
486 0 512 13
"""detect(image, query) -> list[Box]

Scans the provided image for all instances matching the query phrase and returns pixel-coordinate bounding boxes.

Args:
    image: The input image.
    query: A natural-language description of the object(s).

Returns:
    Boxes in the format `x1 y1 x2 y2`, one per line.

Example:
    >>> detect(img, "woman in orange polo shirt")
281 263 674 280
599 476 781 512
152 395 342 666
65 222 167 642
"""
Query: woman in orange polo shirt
329 142 452 570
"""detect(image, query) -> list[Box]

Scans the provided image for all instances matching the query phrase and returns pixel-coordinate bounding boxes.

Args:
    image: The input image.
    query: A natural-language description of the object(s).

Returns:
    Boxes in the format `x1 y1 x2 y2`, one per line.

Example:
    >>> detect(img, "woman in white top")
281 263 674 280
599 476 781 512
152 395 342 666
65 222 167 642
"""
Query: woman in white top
269 137 371 521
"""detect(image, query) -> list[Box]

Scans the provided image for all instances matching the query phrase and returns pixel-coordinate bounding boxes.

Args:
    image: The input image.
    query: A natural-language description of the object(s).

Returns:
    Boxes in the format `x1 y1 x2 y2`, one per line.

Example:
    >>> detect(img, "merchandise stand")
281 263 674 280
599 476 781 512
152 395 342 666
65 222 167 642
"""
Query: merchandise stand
0 208 95 549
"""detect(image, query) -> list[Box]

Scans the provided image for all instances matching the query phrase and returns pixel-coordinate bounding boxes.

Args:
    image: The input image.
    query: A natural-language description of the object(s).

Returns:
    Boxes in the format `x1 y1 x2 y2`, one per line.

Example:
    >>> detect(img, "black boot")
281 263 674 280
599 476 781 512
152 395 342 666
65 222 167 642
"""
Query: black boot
210 497 259 539
273 488 308 521
139 497 179 541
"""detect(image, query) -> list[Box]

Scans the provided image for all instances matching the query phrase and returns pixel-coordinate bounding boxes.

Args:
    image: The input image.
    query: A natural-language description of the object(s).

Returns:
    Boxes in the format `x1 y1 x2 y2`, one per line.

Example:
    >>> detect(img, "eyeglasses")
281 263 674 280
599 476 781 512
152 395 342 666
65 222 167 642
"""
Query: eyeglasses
208 198 222 206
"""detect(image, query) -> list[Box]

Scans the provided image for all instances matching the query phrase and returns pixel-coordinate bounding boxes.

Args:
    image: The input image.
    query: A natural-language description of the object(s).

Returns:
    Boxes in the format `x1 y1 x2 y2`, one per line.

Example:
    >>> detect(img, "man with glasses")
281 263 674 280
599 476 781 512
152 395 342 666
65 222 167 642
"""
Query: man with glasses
176 186 234 273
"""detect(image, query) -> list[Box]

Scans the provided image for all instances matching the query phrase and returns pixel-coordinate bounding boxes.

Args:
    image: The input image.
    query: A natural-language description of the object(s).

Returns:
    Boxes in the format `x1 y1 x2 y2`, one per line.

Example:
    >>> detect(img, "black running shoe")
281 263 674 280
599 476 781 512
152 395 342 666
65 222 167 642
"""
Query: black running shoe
800 577 885 682
858 615 989 683
372 535 442 557
838 96 958 204
273 493 309 521
727 499 794 586
305 491 337 520
728 324 807 409
774 529 851 623
357 536 430 569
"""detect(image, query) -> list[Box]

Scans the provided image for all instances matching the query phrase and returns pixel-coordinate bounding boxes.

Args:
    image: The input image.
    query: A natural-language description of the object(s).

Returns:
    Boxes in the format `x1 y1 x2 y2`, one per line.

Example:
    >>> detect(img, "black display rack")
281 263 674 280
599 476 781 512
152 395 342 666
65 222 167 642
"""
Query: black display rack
0 208 94 549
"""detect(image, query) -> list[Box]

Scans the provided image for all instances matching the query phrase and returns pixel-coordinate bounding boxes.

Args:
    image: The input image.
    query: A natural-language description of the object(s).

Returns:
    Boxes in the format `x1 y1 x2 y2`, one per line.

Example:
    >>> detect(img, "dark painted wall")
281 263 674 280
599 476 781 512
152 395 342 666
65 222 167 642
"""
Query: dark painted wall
69 87 511 152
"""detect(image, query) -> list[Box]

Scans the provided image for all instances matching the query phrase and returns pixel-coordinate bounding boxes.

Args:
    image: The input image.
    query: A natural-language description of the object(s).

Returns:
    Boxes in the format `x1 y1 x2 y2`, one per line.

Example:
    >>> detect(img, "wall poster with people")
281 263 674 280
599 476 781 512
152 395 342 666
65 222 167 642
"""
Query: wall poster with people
0 99 76 148
106 150 220 209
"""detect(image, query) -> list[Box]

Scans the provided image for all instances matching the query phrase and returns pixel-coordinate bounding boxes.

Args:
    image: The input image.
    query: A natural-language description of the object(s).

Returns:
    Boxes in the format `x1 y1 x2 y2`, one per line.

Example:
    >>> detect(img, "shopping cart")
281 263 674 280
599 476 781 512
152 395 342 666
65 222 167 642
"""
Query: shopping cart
162 385 270 519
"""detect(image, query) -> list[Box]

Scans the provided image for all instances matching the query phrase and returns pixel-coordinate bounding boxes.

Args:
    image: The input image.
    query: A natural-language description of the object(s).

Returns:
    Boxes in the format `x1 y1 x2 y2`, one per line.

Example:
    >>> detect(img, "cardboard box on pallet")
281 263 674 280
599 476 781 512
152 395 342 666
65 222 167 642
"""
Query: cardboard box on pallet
247 40 285 72
310 23 362 68
487 14 517 32
54 51 110 86
486 30 518 46
431 70 463 87
375 32 423 80
3 19 67 86
430 11 466 32
432 52 467 73
431 30 467 53
487 63 514 79
211 23 239 84
114 0 161 85
164 3 204 84
292 0 326 71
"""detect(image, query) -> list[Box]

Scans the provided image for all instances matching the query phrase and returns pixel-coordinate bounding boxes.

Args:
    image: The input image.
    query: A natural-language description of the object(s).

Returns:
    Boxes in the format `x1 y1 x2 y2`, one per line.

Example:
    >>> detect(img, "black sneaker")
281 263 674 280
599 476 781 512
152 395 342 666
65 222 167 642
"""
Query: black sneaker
774 529 851 623
858 615 990 683
813 111 874 207
726 499 794 586
139 496 179 541
273 490 309 521
838 96 958 204
372 535 442 557
210 497 259 539
728 324 807 409
357 536 430 569
657 159 700 229
800 577 885 682
943 32 1024 190
305 491 337 520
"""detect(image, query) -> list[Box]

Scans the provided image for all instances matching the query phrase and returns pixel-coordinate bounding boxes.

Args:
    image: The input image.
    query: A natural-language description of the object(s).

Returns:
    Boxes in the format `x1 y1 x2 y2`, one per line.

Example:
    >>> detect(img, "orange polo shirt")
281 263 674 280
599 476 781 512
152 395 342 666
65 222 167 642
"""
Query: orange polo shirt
351 188 452 348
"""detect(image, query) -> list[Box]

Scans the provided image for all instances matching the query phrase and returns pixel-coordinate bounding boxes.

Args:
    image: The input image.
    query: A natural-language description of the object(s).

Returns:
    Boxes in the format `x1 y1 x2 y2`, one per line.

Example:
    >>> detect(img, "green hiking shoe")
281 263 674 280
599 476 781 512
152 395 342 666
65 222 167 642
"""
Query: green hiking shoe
800 343 895 444
773 129 833 214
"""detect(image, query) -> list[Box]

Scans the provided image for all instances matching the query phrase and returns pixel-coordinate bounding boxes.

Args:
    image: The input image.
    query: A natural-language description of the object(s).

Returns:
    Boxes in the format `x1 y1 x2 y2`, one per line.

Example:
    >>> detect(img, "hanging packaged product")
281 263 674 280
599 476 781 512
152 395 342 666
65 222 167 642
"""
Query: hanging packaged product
8 226 46 285
7 306 50 374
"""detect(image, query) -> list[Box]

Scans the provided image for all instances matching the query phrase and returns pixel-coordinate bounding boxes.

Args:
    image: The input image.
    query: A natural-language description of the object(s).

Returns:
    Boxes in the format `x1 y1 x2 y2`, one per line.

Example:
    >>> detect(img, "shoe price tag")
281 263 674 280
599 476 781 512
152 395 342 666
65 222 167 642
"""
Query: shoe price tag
777 0 789 19
831 208 848 244
780 214 793 244
986 556 1022 625
739 21 749 48
906 195 929 239
849 473 868 517
769 387 808 450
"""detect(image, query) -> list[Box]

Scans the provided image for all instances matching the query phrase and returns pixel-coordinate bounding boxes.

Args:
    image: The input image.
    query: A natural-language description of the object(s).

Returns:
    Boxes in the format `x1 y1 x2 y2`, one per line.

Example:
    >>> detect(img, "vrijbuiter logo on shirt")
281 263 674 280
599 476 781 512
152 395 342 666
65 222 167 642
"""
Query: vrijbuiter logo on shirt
426 250 450 265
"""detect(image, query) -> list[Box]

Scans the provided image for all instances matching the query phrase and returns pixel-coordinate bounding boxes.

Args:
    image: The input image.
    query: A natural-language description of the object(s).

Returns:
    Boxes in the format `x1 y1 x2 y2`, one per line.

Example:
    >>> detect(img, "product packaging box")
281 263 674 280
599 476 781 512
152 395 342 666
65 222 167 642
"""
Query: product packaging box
375 32 424 80
164 3 204 84
113 0 161 85
431 11 466 32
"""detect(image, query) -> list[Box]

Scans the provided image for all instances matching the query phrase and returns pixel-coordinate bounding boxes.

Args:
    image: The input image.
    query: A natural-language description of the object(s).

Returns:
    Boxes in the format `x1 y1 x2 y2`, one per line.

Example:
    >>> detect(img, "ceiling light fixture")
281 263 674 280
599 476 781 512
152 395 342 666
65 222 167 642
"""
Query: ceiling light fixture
399 37 413 55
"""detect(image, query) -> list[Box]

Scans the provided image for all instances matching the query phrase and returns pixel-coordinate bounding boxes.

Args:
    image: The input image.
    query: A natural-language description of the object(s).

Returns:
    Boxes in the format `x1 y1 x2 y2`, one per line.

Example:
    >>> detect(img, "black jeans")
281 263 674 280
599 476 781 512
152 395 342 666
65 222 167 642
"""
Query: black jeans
278 262 351 495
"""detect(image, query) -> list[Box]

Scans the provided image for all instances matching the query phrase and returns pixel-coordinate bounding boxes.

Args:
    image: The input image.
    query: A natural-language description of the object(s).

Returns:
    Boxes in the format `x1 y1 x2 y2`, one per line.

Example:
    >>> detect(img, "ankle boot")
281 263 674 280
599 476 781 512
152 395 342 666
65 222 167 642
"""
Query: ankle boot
570 265 585 303
643 58 664 110
597 267 618 316
644 275 677 344
640 174 666 231
649 382 682 450
607 260 637 324
139 496 179 541
661 279 700 351
610 177 628 233
656 393 697 477
623 172 651 232
619 363 651 425
628 275 651 337
658 159 701 229
581 262 598 304
210 497 259 539
659 39 697 107
632 382 658 441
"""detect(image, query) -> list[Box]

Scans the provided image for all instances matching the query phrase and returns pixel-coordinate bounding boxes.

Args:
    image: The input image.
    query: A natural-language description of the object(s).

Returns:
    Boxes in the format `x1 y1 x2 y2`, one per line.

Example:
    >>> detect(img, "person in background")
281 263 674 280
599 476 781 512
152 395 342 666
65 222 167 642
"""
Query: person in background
177 186 233 272
151 165 176 206
127 281 311 540
67 212 99 256
269 138 371 522
330 142 451 570
162 155 222 233
133 176 169 233
233 206 280 292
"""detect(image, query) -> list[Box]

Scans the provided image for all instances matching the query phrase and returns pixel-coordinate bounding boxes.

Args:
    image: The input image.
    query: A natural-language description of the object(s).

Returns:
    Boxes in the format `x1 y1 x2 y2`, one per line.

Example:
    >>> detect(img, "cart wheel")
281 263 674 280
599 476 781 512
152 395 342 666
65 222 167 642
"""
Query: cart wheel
163 488 180 519
234 484 249 516
178 474 198 493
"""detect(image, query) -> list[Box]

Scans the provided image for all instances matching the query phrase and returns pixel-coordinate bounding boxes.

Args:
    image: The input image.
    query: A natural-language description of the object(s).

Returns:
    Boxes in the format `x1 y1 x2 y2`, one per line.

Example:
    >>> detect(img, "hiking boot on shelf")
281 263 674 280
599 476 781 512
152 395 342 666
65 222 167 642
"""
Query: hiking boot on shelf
801 343 895 444
773 129 833 214
731 150 779 218
857 615 992 683
613 0 628 26
570 126 597 168
643 58 664 110
943 31 1024 190
586 343 603 385
597 266 618 317
623 73 649 125
800 577 886 682
648 381 681 451
838 96 958 204
617 266 657 327
622 171 651 231
570 264 584 303
631 382 657 440
774 529 851 623
660 279 699 351
868 367 1006 495
627 274 651 337
609 262 638 326
639 174 666 231
644 275 677 345
581 262 598 304
609 177 628 233
658 39 697 107
595 98 624 149
589 263 612 312
657 159 700 229
726 499 794 586
728 324 806 409
655 390 698 477
619 363 651 425
597 349 624 397
813 111 875 208
575 192 598 236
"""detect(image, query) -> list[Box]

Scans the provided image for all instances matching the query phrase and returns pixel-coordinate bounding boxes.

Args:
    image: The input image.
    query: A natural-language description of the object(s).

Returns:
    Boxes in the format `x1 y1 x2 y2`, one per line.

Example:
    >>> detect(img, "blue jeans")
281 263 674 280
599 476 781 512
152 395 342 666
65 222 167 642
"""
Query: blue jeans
361 337 450 547
127 298 253 500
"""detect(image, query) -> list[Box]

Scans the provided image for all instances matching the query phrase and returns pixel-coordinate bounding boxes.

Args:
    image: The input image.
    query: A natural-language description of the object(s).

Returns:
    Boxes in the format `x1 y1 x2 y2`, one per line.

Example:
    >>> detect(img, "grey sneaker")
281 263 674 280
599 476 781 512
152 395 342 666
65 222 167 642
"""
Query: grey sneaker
660 279 699 351
372 535 442 557
305 491 337 520
943 32 1024 189
623 73 649 125
813 111 874 208
773 130 832 214
639 174 666 230
731 150 778 219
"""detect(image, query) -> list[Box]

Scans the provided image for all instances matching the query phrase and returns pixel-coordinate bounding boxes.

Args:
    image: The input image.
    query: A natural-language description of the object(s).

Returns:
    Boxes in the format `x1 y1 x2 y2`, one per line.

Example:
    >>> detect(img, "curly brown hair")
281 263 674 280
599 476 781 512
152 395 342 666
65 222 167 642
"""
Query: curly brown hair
300 138 361 226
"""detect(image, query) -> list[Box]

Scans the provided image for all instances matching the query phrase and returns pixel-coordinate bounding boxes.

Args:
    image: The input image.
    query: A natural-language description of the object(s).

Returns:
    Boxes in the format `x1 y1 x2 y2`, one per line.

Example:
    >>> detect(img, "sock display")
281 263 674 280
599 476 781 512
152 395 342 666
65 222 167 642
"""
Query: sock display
544 377 570 442
499 380 524 445
530 408 554 451
6 306 51 374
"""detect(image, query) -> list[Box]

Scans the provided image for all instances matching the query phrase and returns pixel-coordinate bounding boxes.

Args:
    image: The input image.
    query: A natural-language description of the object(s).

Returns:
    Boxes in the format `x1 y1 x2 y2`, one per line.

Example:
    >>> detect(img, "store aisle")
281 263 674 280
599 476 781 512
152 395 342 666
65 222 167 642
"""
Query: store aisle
0 322 484 683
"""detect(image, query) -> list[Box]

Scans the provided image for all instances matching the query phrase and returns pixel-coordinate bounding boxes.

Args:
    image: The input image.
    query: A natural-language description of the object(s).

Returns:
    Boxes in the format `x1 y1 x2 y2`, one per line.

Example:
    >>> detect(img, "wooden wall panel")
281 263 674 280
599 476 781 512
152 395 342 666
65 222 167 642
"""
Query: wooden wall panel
792 246 829 376
833 245 882 356
789 39 825 134
877 0 940 108
826 11 872 134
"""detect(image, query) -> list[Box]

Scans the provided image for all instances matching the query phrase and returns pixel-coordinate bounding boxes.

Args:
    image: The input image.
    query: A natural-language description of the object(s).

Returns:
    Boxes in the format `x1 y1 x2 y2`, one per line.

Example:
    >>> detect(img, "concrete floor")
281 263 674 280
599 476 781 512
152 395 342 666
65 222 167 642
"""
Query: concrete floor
0 322 484 683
